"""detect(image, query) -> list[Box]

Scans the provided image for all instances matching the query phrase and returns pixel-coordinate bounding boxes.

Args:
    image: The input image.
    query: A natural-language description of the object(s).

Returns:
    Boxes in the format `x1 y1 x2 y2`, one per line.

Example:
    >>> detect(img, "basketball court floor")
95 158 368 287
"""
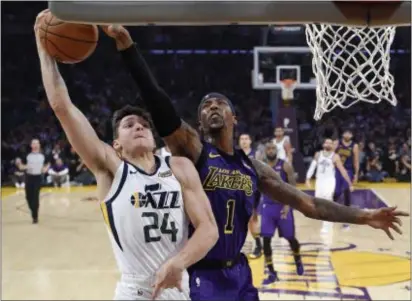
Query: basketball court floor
2 183 411 300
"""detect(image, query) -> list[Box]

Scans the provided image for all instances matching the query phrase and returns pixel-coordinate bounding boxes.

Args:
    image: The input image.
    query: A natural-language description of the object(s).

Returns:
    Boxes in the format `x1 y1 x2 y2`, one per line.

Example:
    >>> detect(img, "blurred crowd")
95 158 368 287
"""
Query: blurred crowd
2 2 411 185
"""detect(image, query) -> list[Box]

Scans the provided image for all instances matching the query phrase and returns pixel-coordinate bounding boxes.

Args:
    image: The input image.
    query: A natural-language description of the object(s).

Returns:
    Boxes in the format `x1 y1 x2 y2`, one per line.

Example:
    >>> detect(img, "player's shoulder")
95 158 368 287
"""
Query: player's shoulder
168 156 193 169
167 156 197 183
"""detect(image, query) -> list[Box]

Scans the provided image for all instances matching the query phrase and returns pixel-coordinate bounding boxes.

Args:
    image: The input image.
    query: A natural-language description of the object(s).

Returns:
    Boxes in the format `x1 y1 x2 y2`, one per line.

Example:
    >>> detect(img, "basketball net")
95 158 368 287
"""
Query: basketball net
305 24 397 120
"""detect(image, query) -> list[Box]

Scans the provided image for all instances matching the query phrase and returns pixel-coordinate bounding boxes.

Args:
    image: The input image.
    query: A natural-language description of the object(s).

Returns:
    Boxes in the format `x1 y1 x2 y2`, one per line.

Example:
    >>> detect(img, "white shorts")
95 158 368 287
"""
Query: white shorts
114 273 191 300
315 178 336 201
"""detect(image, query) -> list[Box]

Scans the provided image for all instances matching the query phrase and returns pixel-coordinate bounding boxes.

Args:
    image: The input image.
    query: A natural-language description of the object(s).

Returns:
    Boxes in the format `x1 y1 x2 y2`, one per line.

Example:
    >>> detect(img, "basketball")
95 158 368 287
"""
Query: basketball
39 13 98 64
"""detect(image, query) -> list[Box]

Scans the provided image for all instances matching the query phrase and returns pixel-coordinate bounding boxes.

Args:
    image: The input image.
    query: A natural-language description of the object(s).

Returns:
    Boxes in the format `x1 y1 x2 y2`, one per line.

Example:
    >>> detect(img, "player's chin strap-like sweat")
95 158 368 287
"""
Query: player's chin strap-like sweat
121 43 182 137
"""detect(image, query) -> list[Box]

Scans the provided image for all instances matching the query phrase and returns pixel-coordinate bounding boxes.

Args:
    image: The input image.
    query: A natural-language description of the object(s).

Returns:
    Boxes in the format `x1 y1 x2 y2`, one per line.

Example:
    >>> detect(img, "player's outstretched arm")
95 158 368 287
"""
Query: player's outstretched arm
103 26 203 164
170 156 219 267
251 158 409 240
305 152 318 187
34 11 119 176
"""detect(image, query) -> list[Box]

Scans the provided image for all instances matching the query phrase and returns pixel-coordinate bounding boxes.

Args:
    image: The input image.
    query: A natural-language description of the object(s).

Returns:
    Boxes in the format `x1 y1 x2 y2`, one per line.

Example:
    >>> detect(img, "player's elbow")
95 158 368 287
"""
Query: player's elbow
48 93 72 115
49 98 70 115
207 220 219 246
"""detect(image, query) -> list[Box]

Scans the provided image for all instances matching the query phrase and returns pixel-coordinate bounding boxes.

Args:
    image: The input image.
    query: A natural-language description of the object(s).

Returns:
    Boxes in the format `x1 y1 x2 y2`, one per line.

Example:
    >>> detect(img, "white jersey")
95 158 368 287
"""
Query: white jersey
159 147 172 157
316 151 336 181
101 156 190 300
273 137 288 161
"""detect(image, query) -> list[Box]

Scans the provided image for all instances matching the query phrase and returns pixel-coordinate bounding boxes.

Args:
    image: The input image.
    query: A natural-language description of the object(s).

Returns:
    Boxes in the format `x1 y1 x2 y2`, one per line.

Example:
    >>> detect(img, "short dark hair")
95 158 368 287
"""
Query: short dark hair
239 133 251 139
111 105 154 139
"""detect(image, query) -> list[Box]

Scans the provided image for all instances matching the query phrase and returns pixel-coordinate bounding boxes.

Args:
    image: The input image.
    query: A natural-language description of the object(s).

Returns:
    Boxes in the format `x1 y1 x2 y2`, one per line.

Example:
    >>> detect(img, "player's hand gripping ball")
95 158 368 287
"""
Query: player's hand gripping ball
38 10 98 64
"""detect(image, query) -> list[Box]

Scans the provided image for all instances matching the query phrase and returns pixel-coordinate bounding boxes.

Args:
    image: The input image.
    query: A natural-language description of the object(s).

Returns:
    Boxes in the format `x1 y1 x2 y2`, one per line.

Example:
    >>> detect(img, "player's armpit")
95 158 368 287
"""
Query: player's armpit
169 156 218 269
251 158 370 224
164 121 203 164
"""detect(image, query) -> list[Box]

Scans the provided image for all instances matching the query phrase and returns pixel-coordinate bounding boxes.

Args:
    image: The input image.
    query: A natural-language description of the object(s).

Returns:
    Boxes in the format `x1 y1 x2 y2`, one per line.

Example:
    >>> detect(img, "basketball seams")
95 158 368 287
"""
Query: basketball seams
44 15 66 27
38 27 97 44
39 13 98 64
46 39 82 63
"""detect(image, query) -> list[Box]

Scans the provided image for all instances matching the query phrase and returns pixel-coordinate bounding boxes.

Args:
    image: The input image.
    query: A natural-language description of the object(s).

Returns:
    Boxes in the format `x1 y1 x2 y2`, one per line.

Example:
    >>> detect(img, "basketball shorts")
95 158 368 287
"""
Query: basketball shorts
315 178 336 201
114 273 190 300
188 253 259 301
260 202 295 239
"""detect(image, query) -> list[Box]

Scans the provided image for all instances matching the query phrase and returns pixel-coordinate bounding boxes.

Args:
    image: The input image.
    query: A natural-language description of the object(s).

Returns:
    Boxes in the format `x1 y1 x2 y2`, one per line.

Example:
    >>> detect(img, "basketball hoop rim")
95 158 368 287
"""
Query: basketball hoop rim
280 79 297 90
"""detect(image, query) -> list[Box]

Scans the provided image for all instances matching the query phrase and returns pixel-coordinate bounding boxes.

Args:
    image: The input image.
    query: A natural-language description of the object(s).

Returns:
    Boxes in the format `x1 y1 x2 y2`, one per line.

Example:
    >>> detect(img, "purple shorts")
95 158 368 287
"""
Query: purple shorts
260 202 295 239
188 254 259 301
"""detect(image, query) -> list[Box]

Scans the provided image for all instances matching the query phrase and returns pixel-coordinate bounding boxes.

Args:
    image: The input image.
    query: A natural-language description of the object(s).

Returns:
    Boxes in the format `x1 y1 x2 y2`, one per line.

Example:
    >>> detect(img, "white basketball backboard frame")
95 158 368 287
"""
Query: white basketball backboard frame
252 46 317 90
48 1 411 26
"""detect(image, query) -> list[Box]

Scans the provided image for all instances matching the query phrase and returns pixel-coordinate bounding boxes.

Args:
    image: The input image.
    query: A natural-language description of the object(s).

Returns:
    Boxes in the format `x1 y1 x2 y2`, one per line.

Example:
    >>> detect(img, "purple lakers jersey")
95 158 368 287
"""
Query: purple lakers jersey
337 140 355 171
244 149 256 159
262 159 287 206
193 141 259 260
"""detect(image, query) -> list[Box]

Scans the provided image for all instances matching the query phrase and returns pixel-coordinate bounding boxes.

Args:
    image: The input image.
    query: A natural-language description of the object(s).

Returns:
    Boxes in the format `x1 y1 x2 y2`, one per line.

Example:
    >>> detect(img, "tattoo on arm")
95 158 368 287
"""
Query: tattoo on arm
251 158 369 224
284 162 296 186
164 121 203 164
311 198 368 224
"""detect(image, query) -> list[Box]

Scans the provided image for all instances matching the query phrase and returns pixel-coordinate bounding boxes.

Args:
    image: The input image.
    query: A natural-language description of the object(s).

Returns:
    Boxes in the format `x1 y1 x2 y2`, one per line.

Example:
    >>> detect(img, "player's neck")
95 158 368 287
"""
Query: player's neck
124 152 157 174
209 133 234 155
275 136 283 142
241 147 251 154
267 159 277 167
342 139 352 146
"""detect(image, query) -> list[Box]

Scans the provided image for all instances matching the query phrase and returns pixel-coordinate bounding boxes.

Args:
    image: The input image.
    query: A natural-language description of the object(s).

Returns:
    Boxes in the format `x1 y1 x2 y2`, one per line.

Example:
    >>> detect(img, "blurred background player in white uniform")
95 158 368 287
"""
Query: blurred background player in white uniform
272 127 293 163
306 138 353 233
34 10 218 300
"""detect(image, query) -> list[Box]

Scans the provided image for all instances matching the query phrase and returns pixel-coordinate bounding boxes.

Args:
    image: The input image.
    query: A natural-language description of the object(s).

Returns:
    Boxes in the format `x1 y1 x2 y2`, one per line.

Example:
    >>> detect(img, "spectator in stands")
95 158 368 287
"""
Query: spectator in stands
50 142 65 164
384 143 399 177
48 158 69 187
397 143 411 182
366 149 387 182
66 147 81 180
73 160 95 186
12 158 26 188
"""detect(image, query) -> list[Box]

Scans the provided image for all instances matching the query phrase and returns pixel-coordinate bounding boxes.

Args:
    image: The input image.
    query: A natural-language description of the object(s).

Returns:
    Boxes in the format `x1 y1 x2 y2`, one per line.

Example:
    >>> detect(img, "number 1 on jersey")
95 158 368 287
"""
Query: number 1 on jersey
224 199 235 234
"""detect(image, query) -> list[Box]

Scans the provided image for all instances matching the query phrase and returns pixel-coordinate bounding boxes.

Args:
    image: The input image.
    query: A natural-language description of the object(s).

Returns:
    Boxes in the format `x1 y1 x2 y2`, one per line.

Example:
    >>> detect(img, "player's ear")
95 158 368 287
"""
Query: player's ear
232 115 238 126
113 139 122 153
